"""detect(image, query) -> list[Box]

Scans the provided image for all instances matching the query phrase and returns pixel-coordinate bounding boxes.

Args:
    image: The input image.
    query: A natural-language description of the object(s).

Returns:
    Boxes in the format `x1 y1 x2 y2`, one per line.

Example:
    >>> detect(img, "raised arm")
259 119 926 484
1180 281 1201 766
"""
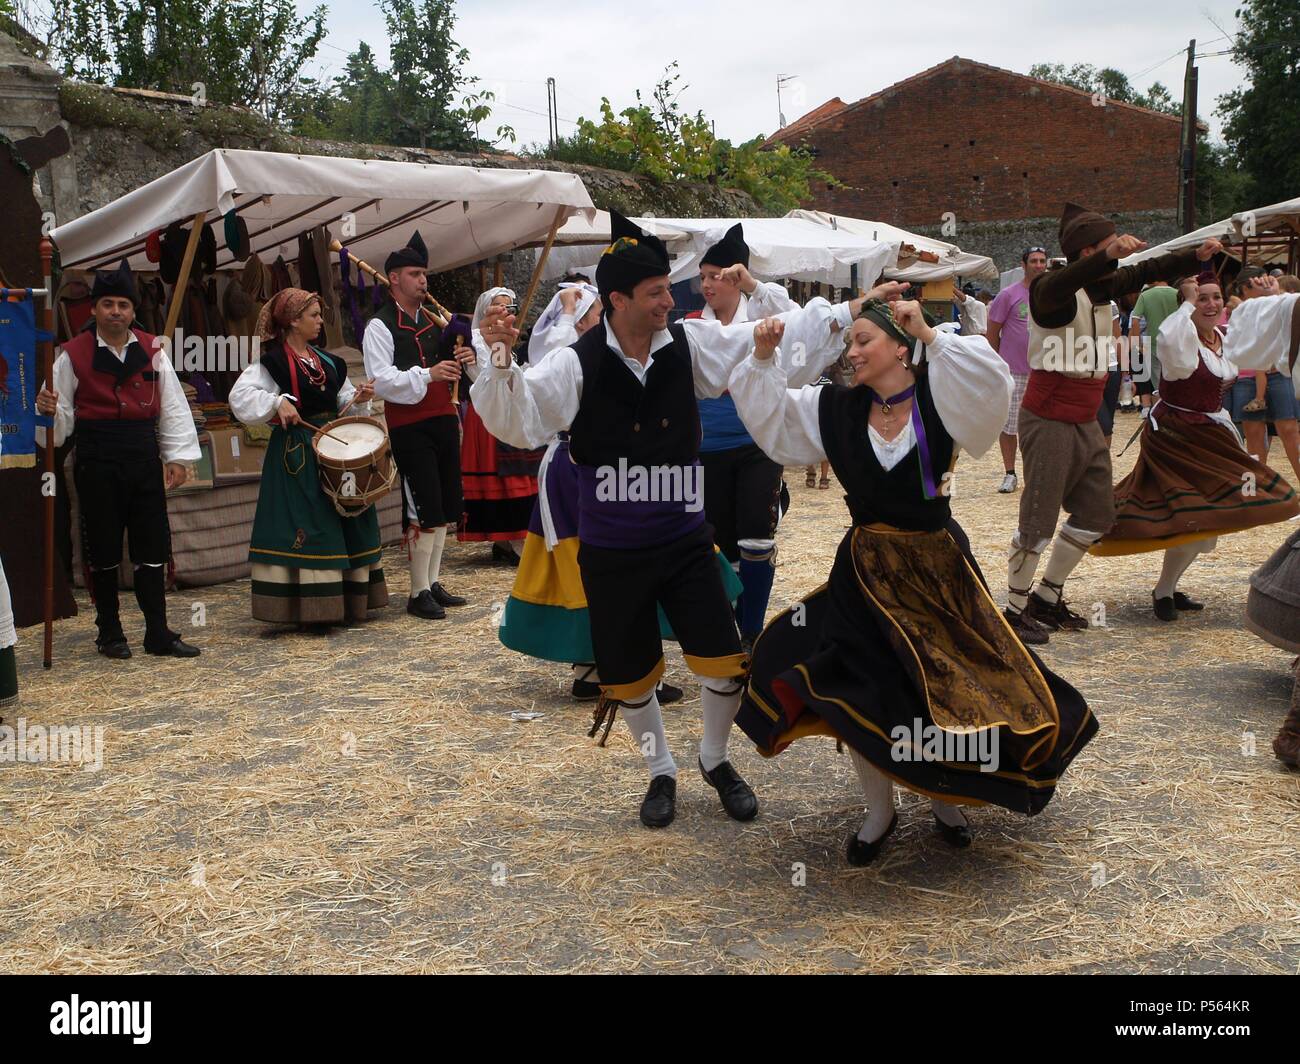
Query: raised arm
727 318 827 467
1224 289 1300 373
922 326 1014 456
1154 288 1208 382
468 343 583 450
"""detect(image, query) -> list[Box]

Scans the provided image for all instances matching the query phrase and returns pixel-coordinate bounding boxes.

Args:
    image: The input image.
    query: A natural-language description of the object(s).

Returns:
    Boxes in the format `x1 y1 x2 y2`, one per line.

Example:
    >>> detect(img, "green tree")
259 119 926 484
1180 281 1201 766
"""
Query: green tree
46 0 326 121
1218 0 1300 204
285 1 511 152
542 63 836 214
1028 62 1180 114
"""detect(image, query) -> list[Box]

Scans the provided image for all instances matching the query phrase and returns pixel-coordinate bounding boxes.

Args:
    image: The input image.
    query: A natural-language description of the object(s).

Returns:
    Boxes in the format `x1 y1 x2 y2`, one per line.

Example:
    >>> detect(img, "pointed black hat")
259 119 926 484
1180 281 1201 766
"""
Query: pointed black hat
385 229 429 274
700 222 750 270
595 211 672 299
90 258 140 307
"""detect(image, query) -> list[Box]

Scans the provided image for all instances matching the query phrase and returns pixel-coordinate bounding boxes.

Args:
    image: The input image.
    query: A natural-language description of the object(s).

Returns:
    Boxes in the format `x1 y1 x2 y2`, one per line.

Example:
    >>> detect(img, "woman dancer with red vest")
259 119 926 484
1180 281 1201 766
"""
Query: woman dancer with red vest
36 260 201 659
1092 275 1298 616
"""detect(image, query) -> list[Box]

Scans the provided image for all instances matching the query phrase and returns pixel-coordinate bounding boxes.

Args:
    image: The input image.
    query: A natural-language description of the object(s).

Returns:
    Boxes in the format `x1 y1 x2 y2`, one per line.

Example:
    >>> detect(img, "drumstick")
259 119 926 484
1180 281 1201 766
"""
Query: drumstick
330 240 452 325
310 424 351 445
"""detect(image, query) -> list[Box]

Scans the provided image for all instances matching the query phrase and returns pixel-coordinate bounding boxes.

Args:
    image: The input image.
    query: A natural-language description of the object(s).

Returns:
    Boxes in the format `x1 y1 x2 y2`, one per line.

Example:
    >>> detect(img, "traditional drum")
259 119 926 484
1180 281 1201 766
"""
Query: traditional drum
313 416 396 516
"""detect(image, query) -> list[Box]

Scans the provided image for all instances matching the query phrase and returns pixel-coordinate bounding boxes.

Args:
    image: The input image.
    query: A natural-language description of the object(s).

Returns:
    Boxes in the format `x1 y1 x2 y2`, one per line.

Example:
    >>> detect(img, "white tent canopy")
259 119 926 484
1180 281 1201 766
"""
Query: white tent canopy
789 209 999 283
539 214 896 289
537 211 694 282
1121 197 1300 269
50 148 597 275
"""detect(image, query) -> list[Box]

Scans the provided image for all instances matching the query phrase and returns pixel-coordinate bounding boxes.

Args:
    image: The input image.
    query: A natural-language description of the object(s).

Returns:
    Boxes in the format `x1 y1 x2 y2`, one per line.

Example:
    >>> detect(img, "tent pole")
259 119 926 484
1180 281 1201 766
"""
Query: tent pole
160 212 208 346
39 238 55 669
517 206 567 326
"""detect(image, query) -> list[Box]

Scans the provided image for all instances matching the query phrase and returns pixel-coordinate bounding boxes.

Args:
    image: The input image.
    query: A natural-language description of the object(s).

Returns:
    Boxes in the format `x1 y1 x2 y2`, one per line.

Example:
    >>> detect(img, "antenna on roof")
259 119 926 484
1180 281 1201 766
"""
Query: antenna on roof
777 75 798 128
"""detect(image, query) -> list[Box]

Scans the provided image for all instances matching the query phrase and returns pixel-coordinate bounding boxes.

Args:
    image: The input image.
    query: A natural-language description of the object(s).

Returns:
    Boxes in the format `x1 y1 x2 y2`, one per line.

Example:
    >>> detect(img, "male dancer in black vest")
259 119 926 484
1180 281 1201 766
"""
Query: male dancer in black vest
363 231 472 620
472 213 867 829
36 261 201 659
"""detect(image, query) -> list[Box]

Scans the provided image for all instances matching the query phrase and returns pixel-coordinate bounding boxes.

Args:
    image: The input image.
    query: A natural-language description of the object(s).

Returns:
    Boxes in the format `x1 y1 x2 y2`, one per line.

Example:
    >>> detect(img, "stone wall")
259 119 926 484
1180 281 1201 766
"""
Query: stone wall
910 209 1183 287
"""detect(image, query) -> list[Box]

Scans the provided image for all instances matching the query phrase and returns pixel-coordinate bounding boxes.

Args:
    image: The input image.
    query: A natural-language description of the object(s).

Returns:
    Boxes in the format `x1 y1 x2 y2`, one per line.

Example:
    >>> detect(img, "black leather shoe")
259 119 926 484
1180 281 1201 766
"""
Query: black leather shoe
407 590 446 620
1152 593 1178 622
656 681 684 705
97 639 132 660
1004 607 1049 646
699 758 758 821
1026 591 1090 631
491 542 519 567
430 582 466 607
146 638 201 658
640 774 677 828
846 814 898 867
933 813 973 849
1173 591 1204 611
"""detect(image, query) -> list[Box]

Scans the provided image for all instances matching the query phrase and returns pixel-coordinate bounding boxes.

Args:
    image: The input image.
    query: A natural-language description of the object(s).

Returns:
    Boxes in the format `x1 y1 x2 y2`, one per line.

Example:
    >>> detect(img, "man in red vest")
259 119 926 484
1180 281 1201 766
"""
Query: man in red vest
363 231 474 620
1003 204 1221 645
36 260 201 659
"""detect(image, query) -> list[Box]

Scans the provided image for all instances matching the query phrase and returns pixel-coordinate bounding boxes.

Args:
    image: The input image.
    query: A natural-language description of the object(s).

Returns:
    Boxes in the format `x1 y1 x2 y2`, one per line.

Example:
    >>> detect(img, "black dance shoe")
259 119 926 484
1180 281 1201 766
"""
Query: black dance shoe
698 758 758 821
407 590 446 620
430 582 466 607
933 813 974 849
1152 593 1178 622
846 814 898 867
97 639 132 660
1173 591 1204 611
1026 592 1090 631
145 638 201 658
1003 607 1049 646
656 681 684 705
640 774 677 828
491 542 520 567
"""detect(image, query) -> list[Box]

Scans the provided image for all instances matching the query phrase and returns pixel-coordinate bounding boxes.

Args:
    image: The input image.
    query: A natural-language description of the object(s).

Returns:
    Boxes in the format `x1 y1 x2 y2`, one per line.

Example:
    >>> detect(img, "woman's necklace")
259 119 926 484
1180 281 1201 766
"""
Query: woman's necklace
870 383 916 437
287 342 326 387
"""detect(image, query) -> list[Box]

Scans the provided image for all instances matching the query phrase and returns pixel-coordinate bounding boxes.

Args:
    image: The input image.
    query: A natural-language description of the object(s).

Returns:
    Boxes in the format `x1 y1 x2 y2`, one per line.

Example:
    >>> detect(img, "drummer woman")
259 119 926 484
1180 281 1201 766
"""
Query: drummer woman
229 288 389 626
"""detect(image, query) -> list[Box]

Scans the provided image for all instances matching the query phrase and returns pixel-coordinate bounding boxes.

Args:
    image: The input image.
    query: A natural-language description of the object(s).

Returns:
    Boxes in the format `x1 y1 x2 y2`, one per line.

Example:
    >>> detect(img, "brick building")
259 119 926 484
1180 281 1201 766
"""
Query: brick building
768 57 1187 272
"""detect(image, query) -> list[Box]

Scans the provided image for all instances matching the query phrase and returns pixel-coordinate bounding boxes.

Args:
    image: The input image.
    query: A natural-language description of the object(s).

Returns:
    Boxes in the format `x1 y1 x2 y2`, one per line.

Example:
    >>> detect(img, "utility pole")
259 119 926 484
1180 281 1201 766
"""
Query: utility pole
1179 39 1198 233
546 78 559 148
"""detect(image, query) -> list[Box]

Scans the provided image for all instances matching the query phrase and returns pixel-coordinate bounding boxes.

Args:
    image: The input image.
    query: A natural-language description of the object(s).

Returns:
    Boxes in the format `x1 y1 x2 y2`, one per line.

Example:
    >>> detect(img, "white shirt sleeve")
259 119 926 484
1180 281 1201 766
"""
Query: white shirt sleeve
337 375 370 415
154 351 202 463
727 355 827 467
1225 293 1300 374
228 361 283 425
50 349 77 448
1154 303 1204 382
746 281 798 318
683 296 854 397
924 328 1013 458
364 318 431 403
961 296 988 335
468 346 583 450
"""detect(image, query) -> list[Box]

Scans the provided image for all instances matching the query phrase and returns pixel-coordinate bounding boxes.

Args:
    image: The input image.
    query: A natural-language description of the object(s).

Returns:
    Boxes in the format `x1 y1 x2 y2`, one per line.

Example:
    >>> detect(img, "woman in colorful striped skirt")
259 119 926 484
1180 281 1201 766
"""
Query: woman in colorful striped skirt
229 288 388 625
1092 276 1299 619
729 300 1097 866
458 287 541 563
492 283 740 702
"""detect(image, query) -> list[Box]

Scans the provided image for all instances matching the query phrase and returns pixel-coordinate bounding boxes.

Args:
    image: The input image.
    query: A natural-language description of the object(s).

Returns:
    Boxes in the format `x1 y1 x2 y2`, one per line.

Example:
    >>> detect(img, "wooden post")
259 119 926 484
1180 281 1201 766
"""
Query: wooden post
493 257 504 288
160 212 208 346
478 262 487 292
516 206 567 325
40 238 55 669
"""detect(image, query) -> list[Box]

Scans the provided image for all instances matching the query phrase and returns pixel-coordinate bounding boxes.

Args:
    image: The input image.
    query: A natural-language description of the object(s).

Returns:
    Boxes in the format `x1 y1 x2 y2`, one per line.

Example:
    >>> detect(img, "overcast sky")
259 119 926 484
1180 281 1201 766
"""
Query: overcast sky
308 0 1248 148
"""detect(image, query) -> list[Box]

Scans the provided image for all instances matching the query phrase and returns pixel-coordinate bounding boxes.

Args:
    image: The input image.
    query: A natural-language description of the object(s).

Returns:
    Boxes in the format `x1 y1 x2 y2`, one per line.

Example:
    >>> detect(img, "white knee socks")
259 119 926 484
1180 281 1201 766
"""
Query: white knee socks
1007 533 1045 614
1154 539 1214 599
699 681 742 772
427 527 448 586
1036 523 1103 604
410 530 436 596
621 684 676 780
849 749 896 843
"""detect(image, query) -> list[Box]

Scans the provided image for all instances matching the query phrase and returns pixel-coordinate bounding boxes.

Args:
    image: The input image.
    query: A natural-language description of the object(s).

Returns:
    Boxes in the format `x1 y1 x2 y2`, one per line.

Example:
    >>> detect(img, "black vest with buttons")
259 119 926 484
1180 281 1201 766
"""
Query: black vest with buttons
817 375 955 532
567 320 700 467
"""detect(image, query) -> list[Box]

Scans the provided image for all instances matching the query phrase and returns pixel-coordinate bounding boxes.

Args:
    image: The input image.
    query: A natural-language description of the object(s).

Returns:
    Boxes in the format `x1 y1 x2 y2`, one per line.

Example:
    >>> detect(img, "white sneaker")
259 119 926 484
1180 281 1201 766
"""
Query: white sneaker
998 473 1018 494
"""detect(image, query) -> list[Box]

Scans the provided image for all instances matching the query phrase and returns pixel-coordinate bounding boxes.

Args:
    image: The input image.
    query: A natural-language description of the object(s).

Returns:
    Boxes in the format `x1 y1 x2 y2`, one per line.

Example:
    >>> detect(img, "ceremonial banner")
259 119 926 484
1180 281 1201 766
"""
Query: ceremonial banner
0 294 51 470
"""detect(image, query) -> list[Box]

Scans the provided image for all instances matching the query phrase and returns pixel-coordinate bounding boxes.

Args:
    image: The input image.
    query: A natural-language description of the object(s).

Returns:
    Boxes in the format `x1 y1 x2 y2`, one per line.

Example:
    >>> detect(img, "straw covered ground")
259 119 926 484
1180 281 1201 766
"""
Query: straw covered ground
4 420 1299 974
